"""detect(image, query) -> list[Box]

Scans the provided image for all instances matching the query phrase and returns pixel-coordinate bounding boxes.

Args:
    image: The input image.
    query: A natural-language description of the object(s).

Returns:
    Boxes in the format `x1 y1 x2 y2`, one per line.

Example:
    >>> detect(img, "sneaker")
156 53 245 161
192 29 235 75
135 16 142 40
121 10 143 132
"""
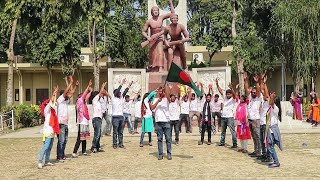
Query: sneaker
268 163 280 168
140 144 143 147
262 157 273 162
231 145 237 148
113 145 118 149
63 156 71 160
72 153 78 158
218 143 225 146
91 148 97 153
82 152 88 156
38 163 43 169
167 154 172 160
175 141 179 146
198 141 203 145
57 158 64 163
158 155 163 160
119 145 125 148
44 162 55 166
148 143 153 146
207 142 211 145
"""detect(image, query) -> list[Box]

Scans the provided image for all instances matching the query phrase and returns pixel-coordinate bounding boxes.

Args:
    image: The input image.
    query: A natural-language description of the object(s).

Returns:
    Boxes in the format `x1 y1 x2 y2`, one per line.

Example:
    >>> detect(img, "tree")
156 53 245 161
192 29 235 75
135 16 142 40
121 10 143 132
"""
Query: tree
271 0 320 90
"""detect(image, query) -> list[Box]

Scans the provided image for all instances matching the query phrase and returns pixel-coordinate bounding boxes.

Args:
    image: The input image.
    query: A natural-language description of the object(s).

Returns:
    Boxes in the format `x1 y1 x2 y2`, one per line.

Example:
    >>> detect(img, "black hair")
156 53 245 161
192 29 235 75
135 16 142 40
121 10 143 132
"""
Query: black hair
274 96 282 122
226 89 232 94
214 94 219 98
191 93 195 96
142 93 149 102
240 95 247 100
59 90 64 96
89 91 99 104
206 93 212 97
170 94 175 98
137 95 141 99
125 95 130 98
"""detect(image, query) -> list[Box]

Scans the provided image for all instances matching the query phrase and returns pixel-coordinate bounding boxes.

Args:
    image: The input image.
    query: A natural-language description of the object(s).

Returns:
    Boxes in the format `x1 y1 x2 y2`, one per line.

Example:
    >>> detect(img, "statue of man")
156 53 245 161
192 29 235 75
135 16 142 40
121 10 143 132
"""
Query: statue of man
164 14 190 70
142 0 175 72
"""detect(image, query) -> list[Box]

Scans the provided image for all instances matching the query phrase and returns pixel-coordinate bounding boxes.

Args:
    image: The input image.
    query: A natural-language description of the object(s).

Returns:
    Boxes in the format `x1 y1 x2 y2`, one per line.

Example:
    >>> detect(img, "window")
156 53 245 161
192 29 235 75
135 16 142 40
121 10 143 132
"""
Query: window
26 89 31 101
15 89 19 101
36 89 49 105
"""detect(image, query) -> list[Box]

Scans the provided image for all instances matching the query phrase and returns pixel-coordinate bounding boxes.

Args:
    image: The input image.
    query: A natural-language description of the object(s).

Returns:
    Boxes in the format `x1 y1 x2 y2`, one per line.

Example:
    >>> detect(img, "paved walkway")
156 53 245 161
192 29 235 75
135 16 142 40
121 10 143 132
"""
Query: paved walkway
0 116 319 139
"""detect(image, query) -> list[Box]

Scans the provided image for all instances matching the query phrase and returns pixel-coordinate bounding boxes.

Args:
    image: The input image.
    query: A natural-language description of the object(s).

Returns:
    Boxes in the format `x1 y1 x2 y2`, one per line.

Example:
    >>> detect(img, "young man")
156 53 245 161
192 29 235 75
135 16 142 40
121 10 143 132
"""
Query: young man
154 86 172 160
111 79 131 149
216 79 237 148
168 85 180 145
91 82 110 153
179 90 191 133
244 73 263 157
208 85 223 134
189 93 201 134
133 94 142 134
56 76 78 162
123 95 134 135
102 94 111 136
198 93 213 145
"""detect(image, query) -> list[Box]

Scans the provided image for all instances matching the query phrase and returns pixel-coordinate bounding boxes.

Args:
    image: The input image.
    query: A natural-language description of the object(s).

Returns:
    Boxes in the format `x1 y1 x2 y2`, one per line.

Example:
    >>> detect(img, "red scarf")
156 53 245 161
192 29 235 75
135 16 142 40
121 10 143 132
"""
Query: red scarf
49 108 60 134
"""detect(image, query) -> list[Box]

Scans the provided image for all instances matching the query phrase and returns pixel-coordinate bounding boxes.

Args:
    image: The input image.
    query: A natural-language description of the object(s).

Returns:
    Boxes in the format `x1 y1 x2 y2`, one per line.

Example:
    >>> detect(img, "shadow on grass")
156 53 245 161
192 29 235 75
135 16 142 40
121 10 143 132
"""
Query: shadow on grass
149 152 193 159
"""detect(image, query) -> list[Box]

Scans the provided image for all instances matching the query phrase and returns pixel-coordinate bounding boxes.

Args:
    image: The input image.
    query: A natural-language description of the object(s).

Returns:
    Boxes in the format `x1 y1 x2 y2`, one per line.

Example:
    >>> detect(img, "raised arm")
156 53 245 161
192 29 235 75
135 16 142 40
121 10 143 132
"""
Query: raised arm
114 79 125 96
161 0 175 19
228 82 236 99
253 74 261 97
99 82 107 97
215 79 223 96
51 85 59 102
81 79 92 100
123 81 133 98
262 75 269 100
69 80 79 98
63 76 73 98
86 87 93 102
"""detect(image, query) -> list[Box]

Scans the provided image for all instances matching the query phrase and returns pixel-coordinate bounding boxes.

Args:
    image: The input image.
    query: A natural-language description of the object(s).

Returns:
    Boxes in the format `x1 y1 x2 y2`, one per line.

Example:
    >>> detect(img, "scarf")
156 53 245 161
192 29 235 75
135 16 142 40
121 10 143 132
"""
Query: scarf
49 108 60 134
202 101 211 123
235 103 247 123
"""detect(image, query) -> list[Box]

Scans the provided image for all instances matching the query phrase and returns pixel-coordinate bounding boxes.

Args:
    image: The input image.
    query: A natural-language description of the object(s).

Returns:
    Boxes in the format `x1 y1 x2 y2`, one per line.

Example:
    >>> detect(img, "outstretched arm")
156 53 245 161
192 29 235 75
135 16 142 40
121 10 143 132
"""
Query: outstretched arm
63 76 73 98
253 75 261 98
81 79 92 100
161 0 175 19
123 81 133 98
244 72 250 96
69 80 79 98
99 82 107 97
215 79 223 96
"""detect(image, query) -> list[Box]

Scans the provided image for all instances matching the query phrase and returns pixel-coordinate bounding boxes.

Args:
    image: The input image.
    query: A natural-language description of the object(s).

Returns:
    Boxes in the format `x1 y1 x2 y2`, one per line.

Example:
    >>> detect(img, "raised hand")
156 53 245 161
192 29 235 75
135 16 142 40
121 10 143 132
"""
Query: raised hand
88 79 93 87
236 83 240 89
121 78 126 85
243 72 248 80
253 74 259 82
129 81 133 87
208 84 213 89
168 83 173 89
68 76 73 83
187 88 192 94
215 78 219 84
88 87 93 92
263 75 267 83
228 82 233 89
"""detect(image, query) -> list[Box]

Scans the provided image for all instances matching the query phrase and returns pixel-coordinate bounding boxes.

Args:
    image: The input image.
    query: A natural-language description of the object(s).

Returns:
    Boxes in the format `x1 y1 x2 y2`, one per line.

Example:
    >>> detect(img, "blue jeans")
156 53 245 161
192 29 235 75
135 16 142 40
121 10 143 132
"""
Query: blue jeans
260 124 268 156
57 124 68 159
103 112 112 135
220 117 237 145
112 116 124 146
156 122 172 156
91 117 102 150
39 137 54 163
268 134 280 164
140 132 152 144
124 113 133 133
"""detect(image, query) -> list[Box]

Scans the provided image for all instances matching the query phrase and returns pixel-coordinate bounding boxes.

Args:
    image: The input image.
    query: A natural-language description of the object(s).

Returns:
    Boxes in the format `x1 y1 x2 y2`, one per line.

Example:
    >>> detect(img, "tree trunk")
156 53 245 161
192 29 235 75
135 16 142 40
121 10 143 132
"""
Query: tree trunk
231 0 245 94
6 18 18 106
92 20 100 91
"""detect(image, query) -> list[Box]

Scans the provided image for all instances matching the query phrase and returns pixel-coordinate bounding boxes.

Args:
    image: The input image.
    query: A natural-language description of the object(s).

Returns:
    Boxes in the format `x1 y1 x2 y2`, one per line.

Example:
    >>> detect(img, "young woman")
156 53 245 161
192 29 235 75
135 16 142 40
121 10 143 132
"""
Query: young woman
290 91 303 120
38 85 60 169
139 88 160 147
263 76 283 168
307 92 320 127
72 80 92 157
235 95 251 153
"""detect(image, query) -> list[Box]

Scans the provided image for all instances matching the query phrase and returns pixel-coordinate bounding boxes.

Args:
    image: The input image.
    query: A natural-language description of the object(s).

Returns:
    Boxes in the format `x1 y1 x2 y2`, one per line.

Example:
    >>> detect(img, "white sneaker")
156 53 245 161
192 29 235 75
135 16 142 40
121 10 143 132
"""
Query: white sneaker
44 162 55 166
72 153 78 158
38 163 43 169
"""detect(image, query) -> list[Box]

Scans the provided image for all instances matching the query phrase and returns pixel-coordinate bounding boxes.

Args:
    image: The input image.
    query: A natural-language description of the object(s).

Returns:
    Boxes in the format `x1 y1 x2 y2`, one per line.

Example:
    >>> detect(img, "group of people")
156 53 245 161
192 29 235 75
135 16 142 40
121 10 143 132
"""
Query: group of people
37 73 283 169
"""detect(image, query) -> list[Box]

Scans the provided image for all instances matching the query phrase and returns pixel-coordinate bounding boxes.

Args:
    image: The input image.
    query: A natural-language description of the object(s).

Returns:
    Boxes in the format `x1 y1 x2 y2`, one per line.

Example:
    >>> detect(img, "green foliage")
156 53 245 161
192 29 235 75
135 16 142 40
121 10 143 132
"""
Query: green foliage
156 0 179 9
1 104 41 128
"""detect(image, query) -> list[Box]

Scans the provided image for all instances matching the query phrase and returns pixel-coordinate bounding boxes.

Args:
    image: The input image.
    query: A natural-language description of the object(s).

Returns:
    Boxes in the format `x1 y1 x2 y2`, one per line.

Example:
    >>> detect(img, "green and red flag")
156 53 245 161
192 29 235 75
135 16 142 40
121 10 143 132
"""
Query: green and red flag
166 62 203 97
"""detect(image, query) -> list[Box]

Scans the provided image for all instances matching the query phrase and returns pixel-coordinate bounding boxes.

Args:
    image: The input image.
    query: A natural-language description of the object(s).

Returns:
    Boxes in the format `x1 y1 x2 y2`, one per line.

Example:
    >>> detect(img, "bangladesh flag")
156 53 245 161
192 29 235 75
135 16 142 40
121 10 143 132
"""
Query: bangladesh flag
166 62 203 97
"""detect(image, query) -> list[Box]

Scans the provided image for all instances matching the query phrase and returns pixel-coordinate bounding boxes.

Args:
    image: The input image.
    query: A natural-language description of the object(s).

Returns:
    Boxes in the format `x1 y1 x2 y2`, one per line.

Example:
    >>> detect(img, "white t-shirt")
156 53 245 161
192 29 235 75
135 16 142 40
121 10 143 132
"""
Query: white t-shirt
123 100 132 114
112 96 124 116
189 99 198 112
260 100 269 125
134 100 142 118
198 97 206 113
43 102 54 134
155 98 169 122
169 100 180 120
270 105 280 127
57 95 69 125
247 94 262 120
211 100 223 113
92 95 103 119
221 96 236 118
100 96 108 113
180 101 190 114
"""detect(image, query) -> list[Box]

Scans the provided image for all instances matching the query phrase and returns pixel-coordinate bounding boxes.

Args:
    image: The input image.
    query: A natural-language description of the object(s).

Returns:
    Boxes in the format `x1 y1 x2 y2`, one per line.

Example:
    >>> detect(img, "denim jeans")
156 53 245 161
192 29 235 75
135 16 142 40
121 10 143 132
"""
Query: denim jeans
57 124 68 159
123 113 133 133
260 124 267 156
39 137 54 163
103 112 112 135
170 120 180 142
268 134 280 164
220 117 237 145
179 114 190 132
249 119 261 154
140 132 152 144
134 117 140 131
91 117 102 150
156 122 172 156
112 116 124 146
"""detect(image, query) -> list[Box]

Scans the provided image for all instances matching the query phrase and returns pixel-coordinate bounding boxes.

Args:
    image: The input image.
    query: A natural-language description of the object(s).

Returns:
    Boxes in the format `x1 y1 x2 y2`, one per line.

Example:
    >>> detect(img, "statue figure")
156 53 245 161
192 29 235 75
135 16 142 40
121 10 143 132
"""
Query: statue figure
164 14 190 70
142 0 175 72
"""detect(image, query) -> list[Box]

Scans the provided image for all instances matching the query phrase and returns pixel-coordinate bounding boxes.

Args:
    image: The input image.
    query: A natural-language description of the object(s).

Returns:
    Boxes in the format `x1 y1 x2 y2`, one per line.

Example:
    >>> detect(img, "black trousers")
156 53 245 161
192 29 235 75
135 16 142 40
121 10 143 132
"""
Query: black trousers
73 125 87 154
200 121 211 143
